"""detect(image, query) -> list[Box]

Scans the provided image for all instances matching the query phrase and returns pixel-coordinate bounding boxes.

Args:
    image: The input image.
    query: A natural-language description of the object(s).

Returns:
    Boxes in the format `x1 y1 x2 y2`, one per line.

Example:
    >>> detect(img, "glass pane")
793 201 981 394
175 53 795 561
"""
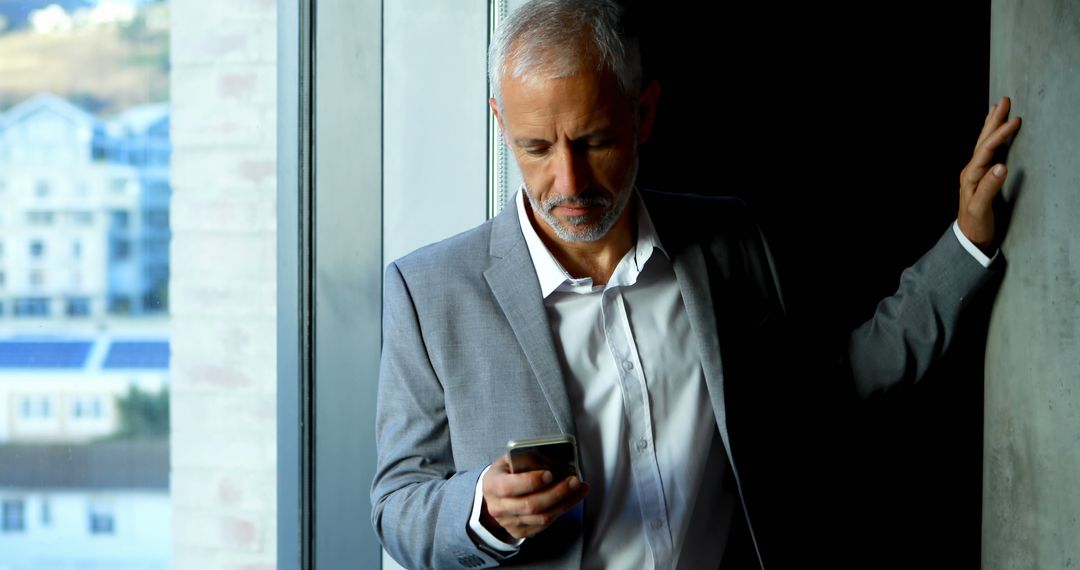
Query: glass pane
0 2 278 569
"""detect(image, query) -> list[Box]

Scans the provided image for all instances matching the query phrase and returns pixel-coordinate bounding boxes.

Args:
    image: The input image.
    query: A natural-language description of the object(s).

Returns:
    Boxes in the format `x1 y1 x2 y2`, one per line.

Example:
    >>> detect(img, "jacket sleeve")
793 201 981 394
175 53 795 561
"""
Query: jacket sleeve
843 224 1003 399
370 261 509 570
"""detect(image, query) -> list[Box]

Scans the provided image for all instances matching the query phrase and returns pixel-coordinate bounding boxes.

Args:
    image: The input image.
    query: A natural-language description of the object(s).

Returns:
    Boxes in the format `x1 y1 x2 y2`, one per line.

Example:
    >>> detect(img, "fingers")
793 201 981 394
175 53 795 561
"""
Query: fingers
485 454 554 497
962 97 1021 194
491 475 583 518
971 116 1021 172
976 96 1010 148
490 477 589 538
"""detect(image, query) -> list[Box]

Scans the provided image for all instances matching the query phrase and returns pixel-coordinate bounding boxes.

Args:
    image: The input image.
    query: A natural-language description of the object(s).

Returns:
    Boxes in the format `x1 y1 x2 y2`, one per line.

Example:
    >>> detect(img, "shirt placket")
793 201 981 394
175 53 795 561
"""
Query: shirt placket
601 284 674 568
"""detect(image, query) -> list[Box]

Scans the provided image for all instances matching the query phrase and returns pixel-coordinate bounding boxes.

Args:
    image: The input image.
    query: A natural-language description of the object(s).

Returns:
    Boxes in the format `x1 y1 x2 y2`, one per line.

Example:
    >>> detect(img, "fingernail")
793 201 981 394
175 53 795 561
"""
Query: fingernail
542 471 553 484
993 165 1005 177
568 476 580 490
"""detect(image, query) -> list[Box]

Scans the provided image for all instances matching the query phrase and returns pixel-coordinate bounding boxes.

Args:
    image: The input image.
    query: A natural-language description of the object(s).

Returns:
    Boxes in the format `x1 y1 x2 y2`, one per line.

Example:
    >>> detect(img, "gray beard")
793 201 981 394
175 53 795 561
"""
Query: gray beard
523 168 637 243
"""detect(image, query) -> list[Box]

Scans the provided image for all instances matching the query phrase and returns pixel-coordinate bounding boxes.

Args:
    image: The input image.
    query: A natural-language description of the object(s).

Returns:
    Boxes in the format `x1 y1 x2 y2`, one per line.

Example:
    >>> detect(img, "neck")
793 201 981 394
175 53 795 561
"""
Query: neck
525 199 636 286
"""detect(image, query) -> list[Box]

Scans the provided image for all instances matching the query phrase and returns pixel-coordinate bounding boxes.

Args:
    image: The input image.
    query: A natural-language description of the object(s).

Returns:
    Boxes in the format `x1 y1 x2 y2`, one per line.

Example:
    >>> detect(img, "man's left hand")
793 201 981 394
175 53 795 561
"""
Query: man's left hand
957 95 1022 255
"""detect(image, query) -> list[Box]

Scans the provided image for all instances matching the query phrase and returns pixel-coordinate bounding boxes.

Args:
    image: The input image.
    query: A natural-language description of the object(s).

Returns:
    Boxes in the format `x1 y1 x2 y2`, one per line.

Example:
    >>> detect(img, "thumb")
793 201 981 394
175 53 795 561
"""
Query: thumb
970 164 1007 215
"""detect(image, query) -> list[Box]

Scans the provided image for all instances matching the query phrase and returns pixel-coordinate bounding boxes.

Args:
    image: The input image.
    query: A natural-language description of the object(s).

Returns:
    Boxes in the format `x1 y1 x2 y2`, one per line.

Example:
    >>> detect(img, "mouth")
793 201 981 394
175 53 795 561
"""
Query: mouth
555 204 601 216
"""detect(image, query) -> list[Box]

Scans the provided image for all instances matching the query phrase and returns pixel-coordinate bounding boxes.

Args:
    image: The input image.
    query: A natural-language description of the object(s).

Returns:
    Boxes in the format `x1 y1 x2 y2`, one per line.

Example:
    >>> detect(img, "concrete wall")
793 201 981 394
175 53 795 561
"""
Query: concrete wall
983 0 1080 567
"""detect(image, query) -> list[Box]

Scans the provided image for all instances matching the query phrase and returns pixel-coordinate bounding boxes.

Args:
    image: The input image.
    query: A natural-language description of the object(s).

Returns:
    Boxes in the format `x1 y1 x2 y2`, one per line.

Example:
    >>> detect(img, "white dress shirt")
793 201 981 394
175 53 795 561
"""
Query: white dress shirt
468 186 996 567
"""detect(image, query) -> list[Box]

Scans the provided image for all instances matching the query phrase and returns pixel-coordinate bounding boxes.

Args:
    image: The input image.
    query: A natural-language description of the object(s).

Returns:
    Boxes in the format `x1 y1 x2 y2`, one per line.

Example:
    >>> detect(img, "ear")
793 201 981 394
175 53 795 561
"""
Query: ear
489 97 507 135
635 80 661 145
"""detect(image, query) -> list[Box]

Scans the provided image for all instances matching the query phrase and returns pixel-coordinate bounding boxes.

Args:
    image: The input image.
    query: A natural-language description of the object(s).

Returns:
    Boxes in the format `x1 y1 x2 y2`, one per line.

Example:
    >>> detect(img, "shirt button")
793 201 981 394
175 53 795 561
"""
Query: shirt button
651 518 663 530
622 360 634 371
636 438 648 451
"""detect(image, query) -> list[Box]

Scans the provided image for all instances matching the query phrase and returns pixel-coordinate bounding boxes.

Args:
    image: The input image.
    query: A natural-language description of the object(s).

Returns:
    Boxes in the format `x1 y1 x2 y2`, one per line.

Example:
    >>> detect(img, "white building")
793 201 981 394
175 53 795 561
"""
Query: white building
0 336 168 444
0 441 170 570
0 93 170 321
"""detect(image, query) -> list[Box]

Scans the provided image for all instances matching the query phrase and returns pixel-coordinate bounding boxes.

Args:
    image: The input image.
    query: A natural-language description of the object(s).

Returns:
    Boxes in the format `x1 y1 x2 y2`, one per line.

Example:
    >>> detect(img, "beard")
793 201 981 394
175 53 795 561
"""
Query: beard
523 154 638 243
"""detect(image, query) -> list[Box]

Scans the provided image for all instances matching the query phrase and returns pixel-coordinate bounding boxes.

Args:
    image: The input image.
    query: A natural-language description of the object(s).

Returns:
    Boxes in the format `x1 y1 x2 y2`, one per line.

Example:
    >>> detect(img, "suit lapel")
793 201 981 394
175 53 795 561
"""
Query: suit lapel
643 192 734 456
483 204 577 436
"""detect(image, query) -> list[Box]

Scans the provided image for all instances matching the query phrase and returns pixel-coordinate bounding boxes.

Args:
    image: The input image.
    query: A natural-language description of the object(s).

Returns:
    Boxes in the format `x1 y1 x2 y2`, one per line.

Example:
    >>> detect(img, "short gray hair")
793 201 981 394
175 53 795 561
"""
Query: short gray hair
488 0 642 108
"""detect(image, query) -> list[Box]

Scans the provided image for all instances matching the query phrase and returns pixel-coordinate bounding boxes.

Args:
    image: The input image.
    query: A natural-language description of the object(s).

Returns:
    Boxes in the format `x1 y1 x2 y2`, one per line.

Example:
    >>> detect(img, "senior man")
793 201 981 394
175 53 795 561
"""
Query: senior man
370 1 1020 568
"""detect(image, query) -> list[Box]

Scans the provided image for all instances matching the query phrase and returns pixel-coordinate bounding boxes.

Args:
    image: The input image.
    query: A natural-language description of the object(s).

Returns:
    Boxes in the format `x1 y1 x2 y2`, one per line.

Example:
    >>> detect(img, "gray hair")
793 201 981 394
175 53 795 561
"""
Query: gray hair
488 0 642 108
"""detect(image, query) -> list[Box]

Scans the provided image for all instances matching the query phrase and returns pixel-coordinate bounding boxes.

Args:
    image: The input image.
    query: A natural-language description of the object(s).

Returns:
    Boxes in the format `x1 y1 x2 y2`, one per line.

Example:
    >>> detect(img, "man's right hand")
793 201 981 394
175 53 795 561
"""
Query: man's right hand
480 453 590 541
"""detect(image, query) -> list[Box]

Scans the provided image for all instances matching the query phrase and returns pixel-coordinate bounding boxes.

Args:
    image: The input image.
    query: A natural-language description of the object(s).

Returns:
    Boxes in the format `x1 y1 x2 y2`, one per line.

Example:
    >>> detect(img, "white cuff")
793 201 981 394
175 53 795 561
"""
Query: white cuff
952 220 998 268
468 465 525 553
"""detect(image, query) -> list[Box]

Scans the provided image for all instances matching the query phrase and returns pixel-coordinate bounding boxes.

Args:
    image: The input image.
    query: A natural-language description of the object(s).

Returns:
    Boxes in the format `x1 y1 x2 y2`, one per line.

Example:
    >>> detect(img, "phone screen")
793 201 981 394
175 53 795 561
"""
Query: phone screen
507 435 580 481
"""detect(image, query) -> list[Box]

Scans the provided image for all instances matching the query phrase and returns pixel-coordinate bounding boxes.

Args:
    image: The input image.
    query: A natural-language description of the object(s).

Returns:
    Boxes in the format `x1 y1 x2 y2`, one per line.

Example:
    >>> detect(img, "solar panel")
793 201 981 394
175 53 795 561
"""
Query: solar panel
0 341 93 368
102 341 170 369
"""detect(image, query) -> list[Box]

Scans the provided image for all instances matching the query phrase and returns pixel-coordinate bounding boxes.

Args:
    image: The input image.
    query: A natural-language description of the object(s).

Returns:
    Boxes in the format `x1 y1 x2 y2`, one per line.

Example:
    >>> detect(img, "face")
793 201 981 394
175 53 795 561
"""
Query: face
491 66 659 244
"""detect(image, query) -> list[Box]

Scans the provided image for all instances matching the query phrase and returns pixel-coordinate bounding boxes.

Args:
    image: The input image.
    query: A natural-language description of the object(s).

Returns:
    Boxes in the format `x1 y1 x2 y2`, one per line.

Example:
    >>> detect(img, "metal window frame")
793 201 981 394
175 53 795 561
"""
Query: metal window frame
278 0 384 568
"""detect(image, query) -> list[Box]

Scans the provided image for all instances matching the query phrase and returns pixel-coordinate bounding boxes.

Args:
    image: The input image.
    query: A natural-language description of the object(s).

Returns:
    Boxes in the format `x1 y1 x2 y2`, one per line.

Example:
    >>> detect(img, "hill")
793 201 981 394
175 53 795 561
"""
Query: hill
0 4 167 115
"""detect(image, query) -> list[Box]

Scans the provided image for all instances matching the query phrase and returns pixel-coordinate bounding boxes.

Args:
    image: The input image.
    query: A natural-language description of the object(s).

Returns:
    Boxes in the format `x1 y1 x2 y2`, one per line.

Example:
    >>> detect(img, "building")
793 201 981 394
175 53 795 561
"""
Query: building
0 92 171 322
0 336 169 444
0 441 169 570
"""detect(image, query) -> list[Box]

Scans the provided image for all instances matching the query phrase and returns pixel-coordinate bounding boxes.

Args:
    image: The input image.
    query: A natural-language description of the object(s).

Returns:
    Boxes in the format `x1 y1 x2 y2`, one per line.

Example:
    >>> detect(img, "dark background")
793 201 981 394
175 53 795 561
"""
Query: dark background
634 2 994 567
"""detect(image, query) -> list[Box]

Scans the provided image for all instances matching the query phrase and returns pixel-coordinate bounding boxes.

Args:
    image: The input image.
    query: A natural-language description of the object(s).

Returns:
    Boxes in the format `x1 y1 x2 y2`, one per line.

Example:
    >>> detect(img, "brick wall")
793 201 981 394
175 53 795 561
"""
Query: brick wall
170 0 277 568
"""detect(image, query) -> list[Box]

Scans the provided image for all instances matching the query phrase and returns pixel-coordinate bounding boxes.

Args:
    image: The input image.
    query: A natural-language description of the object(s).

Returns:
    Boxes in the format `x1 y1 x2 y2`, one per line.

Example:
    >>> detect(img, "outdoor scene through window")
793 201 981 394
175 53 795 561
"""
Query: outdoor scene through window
0 1 278 568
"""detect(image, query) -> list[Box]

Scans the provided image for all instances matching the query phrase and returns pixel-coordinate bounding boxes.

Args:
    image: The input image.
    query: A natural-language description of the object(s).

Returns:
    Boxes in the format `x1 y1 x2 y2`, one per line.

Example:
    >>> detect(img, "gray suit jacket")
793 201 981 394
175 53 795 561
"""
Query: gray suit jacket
370 190 1000 570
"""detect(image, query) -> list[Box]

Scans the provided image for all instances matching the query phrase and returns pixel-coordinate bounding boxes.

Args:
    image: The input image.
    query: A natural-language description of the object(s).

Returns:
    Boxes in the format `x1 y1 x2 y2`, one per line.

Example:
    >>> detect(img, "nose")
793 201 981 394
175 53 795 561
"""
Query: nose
550 144 591 197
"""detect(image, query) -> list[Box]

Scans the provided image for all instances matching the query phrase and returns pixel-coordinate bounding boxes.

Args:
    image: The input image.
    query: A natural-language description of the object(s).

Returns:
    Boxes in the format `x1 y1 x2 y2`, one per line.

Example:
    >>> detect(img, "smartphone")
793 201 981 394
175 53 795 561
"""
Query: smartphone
506 434 581 482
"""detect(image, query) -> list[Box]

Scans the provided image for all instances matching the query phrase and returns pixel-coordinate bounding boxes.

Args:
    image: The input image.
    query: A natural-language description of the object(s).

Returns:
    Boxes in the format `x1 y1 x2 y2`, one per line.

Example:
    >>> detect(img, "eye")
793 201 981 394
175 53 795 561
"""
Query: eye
577 139 612 152
523 146 549 157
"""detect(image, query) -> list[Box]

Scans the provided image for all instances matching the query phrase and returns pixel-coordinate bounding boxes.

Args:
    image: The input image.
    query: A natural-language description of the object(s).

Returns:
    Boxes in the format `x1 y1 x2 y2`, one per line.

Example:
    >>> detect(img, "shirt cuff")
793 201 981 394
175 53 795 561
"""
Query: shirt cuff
952 220 998 268
468 465 525 553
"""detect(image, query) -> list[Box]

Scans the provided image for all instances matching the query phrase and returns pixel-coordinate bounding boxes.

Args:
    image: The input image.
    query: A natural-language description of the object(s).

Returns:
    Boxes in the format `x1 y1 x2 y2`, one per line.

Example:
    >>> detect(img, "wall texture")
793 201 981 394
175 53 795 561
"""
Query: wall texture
983 0 1080 567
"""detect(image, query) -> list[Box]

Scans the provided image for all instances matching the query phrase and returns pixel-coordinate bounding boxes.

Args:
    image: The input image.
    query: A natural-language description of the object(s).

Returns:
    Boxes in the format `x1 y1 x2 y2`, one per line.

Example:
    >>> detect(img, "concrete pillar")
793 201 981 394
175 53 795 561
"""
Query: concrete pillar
983 1 1080 568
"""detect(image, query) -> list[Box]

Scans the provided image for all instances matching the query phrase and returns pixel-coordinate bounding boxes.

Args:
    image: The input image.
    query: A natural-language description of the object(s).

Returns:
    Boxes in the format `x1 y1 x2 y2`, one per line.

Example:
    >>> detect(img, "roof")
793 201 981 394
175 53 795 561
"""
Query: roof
102 340 169 369
108 102 169 135
0 441 169 490
0 92 97 132
0 340 93 368
0 338 169 371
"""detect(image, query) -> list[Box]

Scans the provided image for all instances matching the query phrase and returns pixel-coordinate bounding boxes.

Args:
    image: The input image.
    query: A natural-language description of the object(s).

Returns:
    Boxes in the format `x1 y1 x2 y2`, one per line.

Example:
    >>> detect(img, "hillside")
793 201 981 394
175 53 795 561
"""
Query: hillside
0 5 168 115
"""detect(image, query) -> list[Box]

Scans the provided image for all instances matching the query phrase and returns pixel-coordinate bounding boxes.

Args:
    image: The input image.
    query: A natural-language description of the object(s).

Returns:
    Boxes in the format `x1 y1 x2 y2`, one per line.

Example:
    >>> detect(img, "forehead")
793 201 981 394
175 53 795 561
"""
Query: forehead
499 67 632 136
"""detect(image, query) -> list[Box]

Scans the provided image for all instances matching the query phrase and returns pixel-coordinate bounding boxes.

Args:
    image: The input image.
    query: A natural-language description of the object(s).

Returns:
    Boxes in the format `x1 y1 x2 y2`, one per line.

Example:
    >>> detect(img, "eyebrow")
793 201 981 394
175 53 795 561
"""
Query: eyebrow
514 131 615 148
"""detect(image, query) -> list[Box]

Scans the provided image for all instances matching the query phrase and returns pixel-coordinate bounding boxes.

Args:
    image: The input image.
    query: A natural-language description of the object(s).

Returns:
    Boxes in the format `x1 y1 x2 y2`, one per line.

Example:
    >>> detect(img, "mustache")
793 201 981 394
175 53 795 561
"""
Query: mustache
541 191 613 212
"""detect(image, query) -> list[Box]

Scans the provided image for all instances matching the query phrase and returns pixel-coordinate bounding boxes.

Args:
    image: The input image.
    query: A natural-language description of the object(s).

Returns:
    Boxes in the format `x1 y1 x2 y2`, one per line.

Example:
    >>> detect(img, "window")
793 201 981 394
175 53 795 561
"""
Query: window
40 398 51 418
110 239 131 261
110 210 130 229
20 398 32 418
2 500 25 532
14 297 50 317
143 209 169 228
88 505 115 535
108 295 131 314
71 211 94 225
29 270 45 288
41 499 51 527
0 271 6 288
0 0 283 567
35 180 51 198
66 297 91 317
30 240 45 258
26 211 55 225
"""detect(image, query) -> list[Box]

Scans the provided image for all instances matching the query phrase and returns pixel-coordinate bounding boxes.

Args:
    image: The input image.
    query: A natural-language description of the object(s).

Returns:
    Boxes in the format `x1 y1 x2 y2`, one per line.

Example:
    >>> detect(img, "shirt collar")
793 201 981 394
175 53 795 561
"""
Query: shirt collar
514 184 667 298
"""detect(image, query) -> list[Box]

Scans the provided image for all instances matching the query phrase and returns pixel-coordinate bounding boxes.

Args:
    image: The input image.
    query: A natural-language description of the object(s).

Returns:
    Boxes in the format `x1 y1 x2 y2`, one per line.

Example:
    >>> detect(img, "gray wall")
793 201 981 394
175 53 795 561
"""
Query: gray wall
983 0 1080 567
383 3 490 265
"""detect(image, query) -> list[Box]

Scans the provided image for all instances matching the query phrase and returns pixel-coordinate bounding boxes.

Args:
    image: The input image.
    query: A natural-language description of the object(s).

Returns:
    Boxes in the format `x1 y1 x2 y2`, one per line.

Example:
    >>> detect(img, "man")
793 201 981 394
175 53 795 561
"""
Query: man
370 1 1021 568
